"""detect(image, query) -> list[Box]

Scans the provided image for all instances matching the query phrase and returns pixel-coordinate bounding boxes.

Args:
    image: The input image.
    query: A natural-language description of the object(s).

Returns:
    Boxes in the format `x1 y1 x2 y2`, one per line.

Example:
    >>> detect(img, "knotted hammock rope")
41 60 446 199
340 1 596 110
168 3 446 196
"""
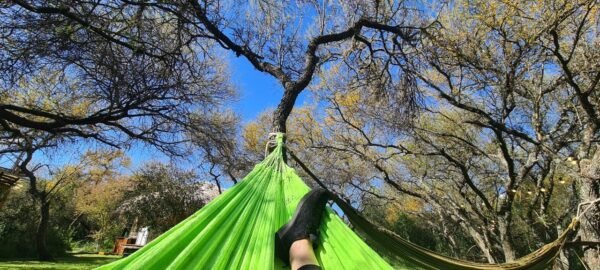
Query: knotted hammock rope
99 133 581 270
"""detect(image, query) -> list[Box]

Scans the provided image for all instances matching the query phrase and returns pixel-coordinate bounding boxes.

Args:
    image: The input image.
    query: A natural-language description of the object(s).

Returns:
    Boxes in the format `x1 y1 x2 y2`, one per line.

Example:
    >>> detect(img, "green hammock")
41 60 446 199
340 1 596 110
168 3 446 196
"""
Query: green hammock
98 133 575 270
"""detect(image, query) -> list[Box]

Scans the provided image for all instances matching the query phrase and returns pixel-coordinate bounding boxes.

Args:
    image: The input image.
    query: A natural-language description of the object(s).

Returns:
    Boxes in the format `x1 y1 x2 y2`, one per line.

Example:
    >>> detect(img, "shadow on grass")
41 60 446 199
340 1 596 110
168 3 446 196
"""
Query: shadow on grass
0 254 120 270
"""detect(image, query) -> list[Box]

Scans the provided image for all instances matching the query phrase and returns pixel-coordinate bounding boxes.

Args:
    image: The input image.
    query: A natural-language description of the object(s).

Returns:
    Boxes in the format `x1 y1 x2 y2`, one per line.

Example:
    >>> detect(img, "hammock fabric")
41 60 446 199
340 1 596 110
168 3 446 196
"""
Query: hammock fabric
98 133 576 270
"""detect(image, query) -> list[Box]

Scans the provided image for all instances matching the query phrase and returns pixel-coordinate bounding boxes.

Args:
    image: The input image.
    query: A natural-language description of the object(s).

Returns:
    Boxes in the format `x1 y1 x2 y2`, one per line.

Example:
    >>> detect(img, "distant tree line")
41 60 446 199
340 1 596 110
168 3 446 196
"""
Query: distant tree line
0 152 218 258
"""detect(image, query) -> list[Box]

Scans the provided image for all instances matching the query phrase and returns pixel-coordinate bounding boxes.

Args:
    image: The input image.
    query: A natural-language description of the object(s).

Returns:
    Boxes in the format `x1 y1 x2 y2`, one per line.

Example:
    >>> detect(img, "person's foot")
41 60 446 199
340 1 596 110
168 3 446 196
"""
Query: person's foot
275 188 330 263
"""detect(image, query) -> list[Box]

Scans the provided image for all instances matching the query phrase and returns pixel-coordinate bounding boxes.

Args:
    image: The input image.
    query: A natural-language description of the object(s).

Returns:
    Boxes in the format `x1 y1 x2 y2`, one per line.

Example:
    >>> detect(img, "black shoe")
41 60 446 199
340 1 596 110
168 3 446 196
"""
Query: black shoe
275 188 330 263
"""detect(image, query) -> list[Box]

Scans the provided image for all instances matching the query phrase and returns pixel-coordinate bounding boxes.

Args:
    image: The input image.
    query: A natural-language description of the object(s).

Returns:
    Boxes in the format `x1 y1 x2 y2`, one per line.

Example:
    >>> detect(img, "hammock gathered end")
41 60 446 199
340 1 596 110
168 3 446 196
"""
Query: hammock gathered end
97 133 577 270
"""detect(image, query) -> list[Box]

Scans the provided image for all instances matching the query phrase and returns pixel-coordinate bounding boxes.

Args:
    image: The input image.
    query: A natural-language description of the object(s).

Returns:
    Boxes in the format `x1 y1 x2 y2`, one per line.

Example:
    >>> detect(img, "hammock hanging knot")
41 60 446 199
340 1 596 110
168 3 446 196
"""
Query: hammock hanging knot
265 132 285 158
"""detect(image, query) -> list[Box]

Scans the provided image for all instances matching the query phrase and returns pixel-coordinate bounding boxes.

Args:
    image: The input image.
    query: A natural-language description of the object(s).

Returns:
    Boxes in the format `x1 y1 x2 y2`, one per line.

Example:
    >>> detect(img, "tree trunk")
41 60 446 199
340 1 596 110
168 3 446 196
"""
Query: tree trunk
272 86 302 133
497 215 516 262
463 225 497 263
556 225 570 270
440 200 498 263
578 149 600 269
37 198 53 261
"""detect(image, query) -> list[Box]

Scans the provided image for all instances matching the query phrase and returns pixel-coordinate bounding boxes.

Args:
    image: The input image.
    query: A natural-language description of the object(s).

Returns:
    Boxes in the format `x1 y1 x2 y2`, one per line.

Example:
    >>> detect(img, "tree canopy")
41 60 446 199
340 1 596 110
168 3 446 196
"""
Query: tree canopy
0 0 598 268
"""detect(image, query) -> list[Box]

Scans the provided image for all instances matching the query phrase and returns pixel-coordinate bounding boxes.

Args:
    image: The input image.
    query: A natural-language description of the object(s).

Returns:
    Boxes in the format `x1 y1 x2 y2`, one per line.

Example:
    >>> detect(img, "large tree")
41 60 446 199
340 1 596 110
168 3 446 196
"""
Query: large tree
1 0 235 260
266 0 599 267
0 8 233 154
412 1 600 266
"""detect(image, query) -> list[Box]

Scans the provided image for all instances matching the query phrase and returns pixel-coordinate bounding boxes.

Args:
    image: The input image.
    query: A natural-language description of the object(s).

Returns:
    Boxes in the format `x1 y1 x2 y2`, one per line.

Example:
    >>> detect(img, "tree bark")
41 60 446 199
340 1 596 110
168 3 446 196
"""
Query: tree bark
464 226 497 263
556 225 571 270
578 148 600 269
18 149 53 261
37 197 53 261
272 86 302 133
497 215 516 262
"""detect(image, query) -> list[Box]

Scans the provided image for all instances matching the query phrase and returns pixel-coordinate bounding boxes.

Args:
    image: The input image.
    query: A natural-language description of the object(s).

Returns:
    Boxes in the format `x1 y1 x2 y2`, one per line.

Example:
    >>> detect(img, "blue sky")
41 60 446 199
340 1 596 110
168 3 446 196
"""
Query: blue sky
228 55 313 123
228 56 282 122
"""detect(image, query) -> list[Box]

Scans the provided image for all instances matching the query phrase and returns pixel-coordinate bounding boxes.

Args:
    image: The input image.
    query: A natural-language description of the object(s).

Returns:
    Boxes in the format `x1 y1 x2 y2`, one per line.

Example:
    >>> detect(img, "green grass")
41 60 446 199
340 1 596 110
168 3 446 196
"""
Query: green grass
0 254 120 270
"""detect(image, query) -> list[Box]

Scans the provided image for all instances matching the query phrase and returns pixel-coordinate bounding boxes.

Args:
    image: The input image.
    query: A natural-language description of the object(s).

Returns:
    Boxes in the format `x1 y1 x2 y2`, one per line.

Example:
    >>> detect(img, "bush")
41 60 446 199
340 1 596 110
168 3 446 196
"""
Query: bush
0 188 69 258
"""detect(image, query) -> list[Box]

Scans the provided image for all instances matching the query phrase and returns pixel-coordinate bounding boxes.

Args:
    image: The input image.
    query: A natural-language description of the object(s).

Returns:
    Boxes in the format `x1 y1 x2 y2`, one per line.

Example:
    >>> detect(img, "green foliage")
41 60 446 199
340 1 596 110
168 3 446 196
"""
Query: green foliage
0 254 120 270
68 241 103 255
1 155 220 259
0 186 69 258
118 163 218 233
74 178 129 251
388 213 439 251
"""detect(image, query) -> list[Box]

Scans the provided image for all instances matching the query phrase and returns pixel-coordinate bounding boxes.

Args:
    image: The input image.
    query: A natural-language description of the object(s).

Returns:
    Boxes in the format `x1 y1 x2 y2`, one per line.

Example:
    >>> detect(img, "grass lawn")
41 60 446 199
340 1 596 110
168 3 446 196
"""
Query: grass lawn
0 254 120 270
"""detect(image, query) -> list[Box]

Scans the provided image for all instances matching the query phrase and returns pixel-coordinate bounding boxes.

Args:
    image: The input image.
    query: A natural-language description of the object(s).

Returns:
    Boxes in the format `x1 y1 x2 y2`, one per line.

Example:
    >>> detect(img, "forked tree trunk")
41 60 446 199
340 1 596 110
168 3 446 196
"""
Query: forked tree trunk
463 224 496 263
475 235 497 263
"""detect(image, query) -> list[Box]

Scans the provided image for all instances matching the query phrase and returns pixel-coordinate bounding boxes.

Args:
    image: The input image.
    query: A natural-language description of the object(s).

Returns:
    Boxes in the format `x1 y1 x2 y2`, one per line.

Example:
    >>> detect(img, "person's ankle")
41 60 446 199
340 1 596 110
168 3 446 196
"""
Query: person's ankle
289 239 319 270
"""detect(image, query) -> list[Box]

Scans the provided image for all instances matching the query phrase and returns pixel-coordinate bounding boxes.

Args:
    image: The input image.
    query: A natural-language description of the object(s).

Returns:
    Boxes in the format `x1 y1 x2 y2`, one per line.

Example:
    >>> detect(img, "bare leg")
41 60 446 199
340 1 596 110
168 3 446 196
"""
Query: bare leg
275 188 329 269
289 239 320 270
